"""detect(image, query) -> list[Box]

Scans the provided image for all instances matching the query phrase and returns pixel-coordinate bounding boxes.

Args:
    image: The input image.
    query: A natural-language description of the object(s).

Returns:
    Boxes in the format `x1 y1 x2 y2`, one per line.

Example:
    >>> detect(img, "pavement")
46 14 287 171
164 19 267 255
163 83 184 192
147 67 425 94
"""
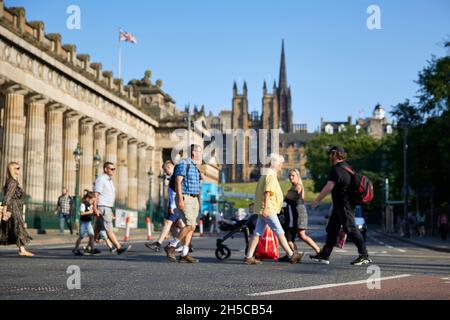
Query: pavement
1 208 449 300
373 228 450 253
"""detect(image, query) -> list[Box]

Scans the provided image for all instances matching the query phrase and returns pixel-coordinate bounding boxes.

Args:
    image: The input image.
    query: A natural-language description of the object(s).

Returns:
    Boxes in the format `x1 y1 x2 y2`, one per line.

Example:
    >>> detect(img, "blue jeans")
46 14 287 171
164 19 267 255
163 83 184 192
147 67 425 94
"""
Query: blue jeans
59 213 73 234
254 214 285 236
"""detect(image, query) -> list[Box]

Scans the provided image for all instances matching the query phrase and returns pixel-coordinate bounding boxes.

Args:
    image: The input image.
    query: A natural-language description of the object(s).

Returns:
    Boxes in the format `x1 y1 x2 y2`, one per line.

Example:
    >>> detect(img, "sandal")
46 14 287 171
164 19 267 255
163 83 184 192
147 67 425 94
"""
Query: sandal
19 251 35 257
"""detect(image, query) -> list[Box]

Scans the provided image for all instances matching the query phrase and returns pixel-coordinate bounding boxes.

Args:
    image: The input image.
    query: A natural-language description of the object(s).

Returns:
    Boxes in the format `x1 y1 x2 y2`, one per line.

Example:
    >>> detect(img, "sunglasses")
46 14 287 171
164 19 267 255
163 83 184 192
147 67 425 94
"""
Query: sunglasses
16 167 20 170
108 167 116 171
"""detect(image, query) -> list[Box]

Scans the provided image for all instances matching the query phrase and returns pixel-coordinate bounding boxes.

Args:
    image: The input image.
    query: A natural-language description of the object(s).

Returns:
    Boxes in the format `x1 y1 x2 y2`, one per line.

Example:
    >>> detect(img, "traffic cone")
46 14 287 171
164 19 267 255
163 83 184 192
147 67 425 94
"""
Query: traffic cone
146 217 152 240
124 216 131 242
199 219 204 237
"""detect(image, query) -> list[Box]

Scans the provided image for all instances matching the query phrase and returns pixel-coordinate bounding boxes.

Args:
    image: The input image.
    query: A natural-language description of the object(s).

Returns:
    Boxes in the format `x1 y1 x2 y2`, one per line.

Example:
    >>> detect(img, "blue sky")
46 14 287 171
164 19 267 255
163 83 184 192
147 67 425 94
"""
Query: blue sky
6 0 450 132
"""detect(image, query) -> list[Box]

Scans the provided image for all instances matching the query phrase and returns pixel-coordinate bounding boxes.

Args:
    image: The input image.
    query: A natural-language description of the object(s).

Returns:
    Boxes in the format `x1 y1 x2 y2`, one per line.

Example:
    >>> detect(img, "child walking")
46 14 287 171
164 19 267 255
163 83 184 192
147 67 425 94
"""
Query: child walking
72 191 98 256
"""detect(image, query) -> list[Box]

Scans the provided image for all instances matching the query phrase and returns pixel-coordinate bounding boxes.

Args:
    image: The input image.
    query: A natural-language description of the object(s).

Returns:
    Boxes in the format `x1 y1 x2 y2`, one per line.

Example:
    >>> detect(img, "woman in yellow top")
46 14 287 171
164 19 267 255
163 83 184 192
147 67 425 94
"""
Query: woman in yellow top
244 154 303 265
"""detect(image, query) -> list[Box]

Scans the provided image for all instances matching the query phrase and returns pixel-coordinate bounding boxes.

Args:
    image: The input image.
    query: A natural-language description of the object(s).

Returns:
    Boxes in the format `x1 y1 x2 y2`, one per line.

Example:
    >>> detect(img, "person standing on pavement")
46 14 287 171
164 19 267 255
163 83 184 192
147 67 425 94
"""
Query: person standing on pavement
145 160 186 252
244 154 303 265
311 145 372 266
56 187 74 235
0 162 33 256
279 169 321 261
93 162 130 255
437 212 449 241
165 144 203 263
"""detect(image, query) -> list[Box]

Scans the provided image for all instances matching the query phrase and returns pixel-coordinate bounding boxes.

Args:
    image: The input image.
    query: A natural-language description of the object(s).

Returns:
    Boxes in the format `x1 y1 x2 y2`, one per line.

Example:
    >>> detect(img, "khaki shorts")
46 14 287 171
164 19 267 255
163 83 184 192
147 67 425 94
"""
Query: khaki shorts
178 195 200 227
98 206 114 231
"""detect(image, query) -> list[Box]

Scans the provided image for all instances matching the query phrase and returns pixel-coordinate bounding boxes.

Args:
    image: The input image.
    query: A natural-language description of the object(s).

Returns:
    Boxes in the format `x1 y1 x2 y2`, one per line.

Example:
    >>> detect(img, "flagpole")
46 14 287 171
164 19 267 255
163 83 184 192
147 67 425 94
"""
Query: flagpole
118 27 122 79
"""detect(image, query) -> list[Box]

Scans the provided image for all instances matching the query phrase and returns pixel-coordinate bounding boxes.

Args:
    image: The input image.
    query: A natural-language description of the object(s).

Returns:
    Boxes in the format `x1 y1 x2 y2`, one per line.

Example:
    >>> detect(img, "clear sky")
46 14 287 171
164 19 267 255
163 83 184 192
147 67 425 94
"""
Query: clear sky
6 0 450 132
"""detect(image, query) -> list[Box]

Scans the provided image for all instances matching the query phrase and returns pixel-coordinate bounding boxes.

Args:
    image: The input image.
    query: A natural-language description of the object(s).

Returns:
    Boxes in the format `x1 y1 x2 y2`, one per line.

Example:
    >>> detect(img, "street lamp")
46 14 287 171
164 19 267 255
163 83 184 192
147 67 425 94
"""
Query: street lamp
93 149 102 179
73 143 83 229
158 172 165 226
147 169 154 220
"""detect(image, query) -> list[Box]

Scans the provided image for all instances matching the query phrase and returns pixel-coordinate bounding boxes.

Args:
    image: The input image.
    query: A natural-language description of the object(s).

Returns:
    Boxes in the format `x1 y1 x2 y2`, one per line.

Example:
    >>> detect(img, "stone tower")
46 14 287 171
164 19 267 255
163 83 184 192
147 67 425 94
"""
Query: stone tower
277 40 293 133
231 81 251 181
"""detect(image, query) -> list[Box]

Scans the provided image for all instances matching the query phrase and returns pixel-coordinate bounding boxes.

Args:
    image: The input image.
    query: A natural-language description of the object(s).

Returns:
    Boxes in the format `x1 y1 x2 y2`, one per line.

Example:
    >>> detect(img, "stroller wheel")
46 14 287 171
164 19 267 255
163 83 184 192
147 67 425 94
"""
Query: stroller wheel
215 245 231 261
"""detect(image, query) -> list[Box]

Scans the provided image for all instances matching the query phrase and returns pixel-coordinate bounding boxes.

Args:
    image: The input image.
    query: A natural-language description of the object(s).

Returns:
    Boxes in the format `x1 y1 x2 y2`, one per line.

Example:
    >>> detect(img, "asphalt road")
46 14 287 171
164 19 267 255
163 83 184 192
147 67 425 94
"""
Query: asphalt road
1 208 449 300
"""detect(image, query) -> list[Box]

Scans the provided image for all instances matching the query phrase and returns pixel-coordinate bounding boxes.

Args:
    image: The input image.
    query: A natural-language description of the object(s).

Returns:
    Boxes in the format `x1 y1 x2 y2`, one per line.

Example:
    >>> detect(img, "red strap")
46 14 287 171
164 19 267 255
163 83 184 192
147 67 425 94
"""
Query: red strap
341 166 355 176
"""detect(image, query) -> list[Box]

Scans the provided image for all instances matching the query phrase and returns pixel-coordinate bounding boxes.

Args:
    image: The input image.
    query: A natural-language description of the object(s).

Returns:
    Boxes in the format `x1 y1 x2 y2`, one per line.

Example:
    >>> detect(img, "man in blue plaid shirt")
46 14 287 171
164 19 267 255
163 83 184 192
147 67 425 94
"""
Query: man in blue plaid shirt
165 144 203 263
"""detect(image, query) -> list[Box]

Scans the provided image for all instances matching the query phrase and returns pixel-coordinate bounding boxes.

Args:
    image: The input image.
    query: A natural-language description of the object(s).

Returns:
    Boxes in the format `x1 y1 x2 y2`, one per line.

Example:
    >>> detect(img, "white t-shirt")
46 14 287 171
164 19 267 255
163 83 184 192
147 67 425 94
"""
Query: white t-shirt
94 173 116 207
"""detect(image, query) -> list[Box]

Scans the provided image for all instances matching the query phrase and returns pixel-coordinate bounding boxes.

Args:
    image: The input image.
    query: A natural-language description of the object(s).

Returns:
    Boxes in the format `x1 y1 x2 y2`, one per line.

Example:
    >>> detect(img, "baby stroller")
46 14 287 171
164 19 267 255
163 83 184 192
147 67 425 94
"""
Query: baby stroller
215 214 258 261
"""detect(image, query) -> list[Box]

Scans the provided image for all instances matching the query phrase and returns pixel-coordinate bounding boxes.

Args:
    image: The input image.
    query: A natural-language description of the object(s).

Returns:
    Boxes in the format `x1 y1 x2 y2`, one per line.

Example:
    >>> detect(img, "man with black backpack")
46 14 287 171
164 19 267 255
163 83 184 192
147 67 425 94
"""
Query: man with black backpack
311 145 372 266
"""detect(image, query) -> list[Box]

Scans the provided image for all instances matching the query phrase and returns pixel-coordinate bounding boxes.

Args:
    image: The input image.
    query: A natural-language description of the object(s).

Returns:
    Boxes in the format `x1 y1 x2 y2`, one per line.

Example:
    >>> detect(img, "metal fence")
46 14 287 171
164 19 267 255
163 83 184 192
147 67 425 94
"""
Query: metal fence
0 197 165 231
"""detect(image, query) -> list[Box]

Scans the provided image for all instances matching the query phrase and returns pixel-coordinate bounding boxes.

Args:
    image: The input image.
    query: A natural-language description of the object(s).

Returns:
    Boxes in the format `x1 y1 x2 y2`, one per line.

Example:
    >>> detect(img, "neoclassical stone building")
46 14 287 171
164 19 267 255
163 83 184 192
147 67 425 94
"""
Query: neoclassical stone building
0 2 219 214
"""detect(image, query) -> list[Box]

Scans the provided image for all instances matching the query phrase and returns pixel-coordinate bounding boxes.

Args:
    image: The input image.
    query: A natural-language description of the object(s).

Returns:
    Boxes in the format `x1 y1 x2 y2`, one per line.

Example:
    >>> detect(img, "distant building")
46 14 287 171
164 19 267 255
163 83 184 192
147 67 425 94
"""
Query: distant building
320 104 394 139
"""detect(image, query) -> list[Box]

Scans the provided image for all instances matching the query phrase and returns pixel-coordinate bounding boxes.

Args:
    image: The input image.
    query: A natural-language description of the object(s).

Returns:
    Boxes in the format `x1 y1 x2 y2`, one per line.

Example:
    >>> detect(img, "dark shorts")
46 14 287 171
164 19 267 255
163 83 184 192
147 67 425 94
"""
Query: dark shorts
165 208 181 223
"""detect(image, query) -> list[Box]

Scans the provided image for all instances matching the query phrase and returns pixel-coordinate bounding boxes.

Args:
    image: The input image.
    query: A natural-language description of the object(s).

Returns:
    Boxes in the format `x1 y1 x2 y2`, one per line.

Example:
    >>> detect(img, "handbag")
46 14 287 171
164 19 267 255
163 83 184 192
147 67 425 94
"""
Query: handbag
336 227 347 249
255 225 279 260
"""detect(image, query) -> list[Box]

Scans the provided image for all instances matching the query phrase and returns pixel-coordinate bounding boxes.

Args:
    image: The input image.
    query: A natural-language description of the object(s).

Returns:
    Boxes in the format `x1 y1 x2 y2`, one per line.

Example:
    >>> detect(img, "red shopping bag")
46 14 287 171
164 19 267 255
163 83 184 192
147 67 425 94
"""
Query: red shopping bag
255 226 279 260
336 227 347 249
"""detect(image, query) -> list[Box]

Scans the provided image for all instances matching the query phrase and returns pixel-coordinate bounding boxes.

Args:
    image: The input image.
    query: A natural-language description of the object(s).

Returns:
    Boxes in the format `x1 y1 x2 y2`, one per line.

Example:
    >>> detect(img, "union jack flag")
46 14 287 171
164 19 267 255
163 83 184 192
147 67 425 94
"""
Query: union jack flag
119 30 137 44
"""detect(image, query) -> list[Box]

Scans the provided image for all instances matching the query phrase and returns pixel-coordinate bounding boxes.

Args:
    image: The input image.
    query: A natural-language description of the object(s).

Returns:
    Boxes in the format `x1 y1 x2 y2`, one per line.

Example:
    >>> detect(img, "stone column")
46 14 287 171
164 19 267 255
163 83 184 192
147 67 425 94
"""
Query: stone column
79 118 94 194
137 143 149 211
0 86 27 185
105 129 118 187
93 123 106 178
63 111 80 195
117 133 128 206
23 95 46 202
127 139 138 210
146 146 158 205
44 104 65 204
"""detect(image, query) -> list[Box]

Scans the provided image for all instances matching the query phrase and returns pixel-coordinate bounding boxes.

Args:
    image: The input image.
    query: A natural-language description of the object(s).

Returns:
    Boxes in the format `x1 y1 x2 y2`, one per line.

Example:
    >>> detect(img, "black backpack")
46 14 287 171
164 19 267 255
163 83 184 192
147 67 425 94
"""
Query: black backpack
168 159 201 191
342 166 374 205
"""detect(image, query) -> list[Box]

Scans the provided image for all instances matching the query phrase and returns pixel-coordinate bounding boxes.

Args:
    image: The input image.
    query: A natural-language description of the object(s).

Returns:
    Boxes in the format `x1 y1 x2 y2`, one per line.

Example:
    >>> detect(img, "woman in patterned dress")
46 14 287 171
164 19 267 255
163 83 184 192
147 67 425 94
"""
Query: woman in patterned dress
0 162 33 256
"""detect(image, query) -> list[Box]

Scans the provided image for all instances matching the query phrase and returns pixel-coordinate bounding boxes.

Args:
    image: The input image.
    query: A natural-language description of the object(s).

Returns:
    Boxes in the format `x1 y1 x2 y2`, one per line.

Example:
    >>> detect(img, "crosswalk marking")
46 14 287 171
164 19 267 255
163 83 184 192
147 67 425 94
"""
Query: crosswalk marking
248 274 412 296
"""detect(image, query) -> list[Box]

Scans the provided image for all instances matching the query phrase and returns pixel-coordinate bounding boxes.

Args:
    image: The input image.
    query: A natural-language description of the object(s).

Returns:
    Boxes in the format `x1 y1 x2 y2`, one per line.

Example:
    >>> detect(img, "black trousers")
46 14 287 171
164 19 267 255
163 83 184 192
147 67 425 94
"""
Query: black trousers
321 206 368 258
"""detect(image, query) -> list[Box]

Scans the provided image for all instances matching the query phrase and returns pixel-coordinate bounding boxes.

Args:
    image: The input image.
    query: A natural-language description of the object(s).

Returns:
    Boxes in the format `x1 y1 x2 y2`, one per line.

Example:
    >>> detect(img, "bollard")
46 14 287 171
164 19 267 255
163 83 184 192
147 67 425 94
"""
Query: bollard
146 217 152 240
199 219 204 237
124 216 131 242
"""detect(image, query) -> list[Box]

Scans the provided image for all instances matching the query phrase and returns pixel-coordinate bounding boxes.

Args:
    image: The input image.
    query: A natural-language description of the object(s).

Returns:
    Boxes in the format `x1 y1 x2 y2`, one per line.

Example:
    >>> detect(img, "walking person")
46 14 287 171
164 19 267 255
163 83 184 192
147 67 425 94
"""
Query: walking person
416 211 426 237
244 154 303 265
437 212 449 241
278 169 321 261
311 145 372 265
56 187 74 235
145 160 186 252
72 191 98 256
0 162 33 256
93 162 131 255
165 144 203 263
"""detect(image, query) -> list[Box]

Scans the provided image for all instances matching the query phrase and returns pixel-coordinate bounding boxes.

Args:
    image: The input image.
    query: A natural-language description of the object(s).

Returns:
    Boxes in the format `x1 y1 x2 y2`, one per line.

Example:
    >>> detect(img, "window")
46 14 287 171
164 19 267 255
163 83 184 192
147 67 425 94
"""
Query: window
325 124 334 134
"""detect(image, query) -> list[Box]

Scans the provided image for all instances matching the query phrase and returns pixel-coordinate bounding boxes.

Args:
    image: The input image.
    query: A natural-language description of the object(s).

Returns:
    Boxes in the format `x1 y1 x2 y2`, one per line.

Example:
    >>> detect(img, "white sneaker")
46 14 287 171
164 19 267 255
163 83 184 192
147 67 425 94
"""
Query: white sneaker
175 246 183 253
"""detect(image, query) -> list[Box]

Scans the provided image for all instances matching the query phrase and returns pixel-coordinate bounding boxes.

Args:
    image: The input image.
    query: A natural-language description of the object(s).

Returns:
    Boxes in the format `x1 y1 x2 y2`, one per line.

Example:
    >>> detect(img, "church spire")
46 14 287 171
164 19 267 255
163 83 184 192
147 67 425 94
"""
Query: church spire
278 39 287 91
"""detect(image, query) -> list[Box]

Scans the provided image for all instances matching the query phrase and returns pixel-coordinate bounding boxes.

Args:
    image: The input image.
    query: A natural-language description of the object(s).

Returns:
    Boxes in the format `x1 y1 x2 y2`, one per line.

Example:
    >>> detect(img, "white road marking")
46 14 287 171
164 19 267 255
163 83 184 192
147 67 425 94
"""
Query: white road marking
396 249 407 253
248 274 412 297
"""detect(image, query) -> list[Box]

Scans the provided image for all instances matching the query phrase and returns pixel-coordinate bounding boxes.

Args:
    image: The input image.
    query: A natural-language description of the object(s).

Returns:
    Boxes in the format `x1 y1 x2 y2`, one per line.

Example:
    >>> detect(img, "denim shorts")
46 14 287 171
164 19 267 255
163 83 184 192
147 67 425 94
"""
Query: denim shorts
254 214 285 236
165 208 181 223
79 222 94 238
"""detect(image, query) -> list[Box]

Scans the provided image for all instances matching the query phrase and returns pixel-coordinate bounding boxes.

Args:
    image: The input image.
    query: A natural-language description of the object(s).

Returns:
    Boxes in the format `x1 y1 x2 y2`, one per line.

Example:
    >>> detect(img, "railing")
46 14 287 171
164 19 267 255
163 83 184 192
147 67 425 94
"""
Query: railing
0 196 165 231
